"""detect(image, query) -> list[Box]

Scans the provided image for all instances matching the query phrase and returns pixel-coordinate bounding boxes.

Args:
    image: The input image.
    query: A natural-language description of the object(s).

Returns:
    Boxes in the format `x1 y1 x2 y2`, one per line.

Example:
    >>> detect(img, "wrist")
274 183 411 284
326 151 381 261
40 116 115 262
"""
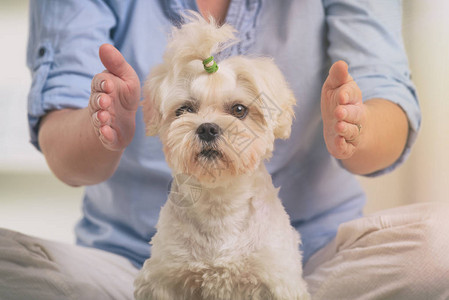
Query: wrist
40 108 124 186
340 99 408 175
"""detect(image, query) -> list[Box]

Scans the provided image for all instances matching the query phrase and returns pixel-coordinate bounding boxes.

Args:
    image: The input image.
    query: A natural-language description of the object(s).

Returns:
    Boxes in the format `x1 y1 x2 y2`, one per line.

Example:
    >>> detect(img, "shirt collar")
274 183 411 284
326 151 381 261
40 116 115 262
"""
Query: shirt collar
163 0 262 58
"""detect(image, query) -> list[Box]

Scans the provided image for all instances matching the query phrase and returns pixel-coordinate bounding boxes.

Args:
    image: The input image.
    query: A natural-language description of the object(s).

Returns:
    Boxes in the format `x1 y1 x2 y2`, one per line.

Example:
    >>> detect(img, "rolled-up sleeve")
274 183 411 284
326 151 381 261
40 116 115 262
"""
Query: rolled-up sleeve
323 0 421 176
27 0 116 150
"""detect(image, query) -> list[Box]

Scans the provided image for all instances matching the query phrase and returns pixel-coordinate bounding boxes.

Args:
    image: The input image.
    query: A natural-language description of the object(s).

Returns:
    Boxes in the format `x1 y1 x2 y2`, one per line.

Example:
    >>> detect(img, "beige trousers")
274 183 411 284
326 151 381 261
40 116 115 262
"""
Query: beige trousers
0 229 138 300
304 202 449 300
0 202 448 299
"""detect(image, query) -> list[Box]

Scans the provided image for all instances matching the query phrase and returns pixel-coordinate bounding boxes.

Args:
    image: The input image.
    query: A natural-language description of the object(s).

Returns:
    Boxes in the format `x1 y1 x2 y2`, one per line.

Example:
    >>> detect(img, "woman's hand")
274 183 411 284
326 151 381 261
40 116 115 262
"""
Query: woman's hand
321 61 409 175
88 44 141 151
321 60 367 160
39 44 141 186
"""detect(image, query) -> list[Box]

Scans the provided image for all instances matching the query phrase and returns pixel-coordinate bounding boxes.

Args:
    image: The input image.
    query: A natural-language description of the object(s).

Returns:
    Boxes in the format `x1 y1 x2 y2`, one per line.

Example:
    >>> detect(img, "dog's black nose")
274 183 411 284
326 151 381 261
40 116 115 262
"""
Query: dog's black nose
196 123 220 142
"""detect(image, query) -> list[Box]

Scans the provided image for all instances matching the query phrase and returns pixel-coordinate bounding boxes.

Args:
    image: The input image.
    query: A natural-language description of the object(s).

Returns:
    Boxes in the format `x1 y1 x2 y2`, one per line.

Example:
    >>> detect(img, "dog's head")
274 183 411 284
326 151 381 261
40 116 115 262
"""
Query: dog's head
142 12 296 184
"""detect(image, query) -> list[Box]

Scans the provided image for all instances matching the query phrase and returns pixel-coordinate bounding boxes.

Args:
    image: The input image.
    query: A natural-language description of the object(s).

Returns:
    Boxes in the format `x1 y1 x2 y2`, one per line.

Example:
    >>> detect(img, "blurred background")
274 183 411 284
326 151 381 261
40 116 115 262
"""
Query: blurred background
0 0 448 244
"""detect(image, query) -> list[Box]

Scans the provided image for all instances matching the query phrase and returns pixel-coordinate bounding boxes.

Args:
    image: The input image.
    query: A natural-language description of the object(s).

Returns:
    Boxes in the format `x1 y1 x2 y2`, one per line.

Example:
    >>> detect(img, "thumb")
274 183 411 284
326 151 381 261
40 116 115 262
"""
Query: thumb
326 60 353 89
99 44 138 81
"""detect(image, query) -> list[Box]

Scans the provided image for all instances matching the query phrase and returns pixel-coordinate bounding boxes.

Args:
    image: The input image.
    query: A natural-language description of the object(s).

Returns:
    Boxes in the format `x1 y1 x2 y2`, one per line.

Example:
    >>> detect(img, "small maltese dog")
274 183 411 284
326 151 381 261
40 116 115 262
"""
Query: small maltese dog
134 12 310 300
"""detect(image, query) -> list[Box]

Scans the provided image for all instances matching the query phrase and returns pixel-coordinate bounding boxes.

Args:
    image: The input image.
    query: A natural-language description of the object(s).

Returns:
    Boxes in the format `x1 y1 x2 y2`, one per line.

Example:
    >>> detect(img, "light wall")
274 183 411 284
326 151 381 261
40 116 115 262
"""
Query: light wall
0 1 83 243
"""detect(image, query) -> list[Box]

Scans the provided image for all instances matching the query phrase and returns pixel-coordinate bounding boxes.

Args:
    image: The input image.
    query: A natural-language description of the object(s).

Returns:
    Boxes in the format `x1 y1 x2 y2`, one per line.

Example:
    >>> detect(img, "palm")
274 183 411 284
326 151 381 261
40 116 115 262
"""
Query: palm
106 78 140 149
88 44 141 151
321 61 366 160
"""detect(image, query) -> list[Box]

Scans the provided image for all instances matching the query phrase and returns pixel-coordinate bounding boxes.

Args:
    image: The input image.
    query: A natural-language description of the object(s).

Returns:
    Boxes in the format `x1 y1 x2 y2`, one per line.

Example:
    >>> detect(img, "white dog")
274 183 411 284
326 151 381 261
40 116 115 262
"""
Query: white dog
134 13 310 300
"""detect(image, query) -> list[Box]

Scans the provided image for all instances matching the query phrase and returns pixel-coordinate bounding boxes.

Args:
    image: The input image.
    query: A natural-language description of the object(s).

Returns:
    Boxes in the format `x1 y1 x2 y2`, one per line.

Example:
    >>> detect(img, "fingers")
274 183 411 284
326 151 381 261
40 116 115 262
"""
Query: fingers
92 110 112 126
99 125 118 147
89 84 112 130
89 72 114 116
335 136 356 158
327 64 363 143
335 81 361 105
323 61 361 110
334 102 363 145
326 134 356 160
91 71 115 94
89 93 112 113
324 60 353 90
92 111 118 150
86 44 139 151
334 104 363 124
97 45 141 111
335 121 361 143
322 61 366 159
91 109 112 136
89 72 116 146
99 44 138 81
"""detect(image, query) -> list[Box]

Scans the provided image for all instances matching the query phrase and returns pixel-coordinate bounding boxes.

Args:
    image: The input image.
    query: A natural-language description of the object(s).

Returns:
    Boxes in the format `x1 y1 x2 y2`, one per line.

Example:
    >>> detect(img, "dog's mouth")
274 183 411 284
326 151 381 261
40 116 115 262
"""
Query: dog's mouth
198 148 222 160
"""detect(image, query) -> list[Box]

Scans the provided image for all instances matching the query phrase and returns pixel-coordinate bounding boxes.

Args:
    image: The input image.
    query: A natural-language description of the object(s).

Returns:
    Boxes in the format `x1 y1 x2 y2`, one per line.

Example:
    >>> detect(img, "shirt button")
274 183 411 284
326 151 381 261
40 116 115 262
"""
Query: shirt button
38 47 46 57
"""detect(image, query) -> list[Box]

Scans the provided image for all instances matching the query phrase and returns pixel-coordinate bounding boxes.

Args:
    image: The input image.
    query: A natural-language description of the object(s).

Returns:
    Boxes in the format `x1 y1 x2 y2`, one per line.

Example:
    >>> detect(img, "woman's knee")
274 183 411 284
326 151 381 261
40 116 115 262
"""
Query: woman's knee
404 202 449 298
307 202 449 300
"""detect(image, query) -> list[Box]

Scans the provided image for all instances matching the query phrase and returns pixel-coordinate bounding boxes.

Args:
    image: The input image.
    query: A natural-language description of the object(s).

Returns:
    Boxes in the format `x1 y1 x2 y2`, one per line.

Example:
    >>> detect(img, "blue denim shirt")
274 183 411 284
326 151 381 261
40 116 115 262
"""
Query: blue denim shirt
27 0 420 267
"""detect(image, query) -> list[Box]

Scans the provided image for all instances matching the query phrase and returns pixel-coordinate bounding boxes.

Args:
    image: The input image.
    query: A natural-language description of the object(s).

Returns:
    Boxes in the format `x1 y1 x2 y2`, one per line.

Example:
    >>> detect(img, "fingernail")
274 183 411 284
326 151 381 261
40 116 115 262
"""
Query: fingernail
94 111 99 122
100 80 105 91
97 95 102 108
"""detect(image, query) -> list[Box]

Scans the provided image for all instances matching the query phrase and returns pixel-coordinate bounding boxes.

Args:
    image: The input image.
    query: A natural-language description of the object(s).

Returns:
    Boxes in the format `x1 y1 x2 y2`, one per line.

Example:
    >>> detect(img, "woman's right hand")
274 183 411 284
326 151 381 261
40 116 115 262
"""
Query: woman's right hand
88 44 141 151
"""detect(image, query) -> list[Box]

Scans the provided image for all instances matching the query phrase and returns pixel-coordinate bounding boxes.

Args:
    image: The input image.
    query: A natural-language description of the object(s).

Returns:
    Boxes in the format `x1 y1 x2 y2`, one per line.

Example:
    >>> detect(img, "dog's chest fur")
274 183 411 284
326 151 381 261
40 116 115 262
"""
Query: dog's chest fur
135 165 307 300
158 165 279 261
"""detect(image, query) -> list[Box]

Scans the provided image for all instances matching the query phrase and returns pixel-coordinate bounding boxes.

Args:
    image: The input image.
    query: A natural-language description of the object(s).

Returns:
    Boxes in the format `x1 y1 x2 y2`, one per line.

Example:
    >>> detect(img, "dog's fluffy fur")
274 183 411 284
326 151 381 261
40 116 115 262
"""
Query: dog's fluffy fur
134 13 310 300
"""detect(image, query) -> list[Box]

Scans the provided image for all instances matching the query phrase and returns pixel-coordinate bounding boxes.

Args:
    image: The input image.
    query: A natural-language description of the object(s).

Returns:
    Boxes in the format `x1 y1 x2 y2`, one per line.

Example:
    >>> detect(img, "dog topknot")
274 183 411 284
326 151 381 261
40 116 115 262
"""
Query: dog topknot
163 11 238 73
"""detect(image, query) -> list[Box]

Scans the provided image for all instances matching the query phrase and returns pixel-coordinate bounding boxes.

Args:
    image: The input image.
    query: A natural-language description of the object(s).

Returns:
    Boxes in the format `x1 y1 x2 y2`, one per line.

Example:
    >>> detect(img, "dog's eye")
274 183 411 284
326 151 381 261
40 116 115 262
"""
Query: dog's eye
230 104 248 119
175 105 195 117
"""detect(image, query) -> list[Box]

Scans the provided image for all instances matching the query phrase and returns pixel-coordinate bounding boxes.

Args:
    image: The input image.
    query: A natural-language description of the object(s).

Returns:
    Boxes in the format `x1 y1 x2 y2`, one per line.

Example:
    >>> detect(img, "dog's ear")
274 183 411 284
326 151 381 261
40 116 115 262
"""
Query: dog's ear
250 58 296 140
271 84 295 140
141 65 167 136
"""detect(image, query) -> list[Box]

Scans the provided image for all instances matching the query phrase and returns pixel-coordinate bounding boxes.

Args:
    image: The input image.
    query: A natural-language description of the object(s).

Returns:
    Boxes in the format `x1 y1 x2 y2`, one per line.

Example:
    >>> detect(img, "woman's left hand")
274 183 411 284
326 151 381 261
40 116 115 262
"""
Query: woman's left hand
321 60 367 160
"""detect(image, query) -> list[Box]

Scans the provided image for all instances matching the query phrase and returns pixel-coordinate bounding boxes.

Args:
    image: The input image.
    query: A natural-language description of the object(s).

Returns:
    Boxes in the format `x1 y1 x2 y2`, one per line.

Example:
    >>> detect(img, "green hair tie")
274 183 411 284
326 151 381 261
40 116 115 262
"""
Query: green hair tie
203 56 218 73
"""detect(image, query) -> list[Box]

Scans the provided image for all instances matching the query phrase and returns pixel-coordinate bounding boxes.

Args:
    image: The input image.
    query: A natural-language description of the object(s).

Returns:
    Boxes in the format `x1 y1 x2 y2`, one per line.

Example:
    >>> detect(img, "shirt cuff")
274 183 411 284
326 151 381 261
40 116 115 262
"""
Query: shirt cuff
27 43 93 150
